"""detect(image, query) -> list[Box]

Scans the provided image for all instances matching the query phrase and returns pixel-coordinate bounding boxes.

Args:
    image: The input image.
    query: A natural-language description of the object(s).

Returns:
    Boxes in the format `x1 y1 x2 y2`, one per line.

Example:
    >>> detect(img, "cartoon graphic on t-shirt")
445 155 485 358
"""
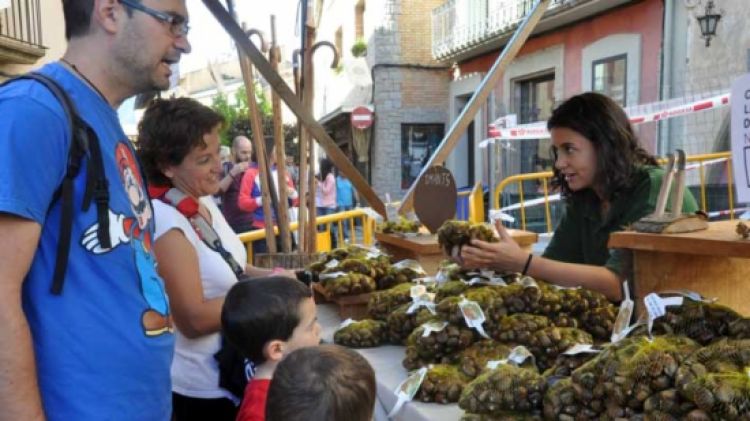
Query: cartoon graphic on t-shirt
81 142 172 337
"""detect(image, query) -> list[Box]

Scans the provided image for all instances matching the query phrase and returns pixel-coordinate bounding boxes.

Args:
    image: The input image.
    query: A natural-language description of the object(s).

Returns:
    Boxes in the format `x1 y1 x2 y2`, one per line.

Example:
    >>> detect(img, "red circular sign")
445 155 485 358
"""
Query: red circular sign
351 106 374 130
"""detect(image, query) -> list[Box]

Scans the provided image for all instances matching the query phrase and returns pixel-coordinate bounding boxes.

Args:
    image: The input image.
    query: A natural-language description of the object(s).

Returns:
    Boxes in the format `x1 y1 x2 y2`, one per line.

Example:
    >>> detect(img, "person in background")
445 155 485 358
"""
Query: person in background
220 135 255 233
265 344 376 421
460 92 698 301
222 277 322 421
316 157 337 247
237 147 299 255
335 169 358 242
138 98 292 420
0 0 190 419
285 155 299 188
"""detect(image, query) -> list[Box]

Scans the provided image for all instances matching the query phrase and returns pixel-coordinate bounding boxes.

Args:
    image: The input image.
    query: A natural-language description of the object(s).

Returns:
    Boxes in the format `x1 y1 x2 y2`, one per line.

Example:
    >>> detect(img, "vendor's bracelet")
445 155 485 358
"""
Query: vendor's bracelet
521 253 533 276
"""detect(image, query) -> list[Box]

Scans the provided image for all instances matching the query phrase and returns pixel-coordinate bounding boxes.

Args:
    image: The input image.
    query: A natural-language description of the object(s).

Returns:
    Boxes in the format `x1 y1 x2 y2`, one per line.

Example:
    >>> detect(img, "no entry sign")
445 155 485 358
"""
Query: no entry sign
351 106 374 130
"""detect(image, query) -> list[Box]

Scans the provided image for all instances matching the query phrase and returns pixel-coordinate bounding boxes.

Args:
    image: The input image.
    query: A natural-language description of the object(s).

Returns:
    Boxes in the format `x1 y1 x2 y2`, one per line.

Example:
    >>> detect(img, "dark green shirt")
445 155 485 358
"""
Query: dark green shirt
542 165 699 276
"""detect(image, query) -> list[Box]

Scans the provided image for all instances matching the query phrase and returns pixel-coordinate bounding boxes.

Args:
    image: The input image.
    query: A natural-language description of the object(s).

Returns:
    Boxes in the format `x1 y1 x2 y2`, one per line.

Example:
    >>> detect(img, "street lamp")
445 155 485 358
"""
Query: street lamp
696 1 721 47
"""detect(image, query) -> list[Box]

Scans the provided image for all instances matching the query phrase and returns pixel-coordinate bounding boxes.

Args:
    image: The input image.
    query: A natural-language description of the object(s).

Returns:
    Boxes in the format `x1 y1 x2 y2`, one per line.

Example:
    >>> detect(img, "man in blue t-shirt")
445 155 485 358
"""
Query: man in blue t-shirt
0 1 191 420
336 172 358 241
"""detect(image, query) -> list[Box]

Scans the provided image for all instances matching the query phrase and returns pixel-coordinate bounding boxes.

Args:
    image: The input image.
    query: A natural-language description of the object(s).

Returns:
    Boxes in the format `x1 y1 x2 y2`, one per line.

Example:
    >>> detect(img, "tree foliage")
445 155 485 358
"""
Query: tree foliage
211 84 299 158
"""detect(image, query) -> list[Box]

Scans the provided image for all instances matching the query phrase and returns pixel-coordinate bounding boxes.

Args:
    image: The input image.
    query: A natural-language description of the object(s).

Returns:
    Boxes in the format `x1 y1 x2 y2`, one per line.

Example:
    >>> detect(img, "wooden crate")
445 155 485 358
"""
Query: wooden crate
312 282 371 320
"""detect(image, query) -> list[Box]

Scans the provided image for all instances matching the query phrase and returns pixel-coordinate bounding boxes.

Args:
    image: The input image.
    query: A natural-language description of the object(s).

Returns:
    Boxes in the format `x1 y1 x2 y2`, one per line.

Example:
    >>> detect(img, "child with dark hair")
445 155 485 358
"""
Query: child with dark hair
221 277 321 421
266 344 376 421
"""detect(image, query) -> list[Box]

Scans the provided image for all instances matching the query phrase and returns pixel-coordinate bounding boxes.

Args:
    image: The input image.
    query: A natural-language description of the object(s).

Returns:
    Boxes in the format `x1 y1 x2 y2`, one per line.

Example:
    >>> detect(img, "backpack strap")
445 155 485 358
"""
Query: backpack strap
1 72 111 294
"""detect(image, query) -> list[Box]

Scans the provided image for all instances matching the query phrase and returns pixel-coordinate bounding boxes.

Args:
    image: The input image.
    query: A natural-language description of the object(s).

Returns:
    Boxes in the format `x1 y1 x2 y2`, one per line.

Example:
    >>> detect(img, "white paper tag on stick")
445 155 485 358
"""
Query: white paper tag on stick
459 297 491 339
388 367 429 417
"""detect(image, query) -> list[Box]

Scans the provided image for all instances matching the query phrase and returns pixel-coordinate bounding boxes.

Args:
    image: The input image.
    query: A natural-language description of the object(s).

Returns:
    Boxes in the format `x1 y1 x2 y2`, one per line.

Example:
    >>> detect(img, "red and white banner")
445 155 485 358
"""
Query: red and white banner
482 93 731 146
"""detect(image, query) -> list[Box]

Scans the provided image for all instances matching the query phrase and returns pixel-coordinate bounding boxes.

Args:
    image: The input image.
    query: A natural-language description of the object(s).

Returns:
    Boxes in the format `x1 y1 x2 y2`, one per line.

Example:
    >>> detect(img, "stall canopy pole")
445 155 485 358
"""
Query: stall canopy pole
202 0 387 218
397 0 551 215
269 15 293 252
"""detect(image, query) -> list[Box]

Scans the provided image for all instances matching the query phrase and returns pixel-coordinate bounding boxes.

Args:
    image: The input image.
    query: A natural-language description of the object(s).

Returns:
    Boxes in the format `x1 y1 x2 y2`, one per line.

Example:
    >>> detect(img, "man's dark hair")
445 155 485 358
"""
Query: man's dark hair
63 0 135 40
547 92 657 202
266 344 376 421
137 97 224 186
221 277 312 365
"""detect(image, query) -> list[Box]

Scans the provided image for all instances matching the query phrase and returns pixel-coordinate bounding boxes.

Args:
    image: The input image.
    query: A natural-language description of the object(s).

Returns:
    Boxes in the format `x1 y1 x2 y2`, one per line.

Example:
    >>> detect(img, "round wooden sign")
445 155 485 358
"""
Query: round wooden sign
414 166 457 233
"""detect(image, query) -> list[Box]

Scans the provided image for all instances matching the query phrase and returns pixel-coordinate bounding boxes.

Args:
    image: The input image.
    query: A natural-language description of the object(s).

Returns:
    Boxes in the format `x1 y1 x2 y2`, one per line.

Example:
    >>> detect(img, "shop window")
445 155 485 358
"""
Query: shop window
513 73 555 173
592 54 627 106
401 123 445 189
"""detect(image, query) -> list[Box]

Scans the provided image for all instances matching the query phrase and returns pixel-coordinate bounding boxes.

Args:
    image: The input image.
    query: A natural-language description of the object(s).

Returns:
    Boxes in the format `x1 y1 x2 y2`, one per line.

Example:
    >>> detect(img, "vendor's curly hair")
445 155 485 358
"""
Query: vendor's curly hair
137 97 224 186
547 92 657 202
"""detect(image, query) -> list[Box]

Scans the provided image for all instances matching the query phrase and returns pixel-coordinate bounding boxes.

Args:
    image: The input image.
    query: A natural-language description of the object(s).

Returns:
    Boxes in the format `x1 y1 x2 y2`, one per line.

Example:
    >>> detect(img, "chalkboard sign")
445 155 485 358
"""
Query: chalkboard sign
414 166 457 233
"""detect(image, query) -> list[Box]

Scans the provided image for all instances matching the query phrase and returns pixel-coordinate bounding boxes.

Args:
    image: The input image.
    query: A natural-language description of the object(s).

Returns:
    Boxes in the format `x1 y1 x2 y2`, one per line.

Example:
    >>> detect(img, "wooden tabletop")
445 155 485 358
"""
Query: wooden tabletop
375 229 539 254
608 220 750 258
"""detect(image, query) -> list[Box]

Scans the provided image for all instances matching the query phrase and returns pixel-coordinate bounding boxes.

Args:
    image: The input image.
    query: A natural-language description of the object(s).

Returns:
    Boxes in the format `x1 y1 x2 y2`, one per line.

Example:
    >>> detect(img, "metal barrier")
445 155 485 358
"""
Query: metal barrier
237 209 376 264
492 151 735 232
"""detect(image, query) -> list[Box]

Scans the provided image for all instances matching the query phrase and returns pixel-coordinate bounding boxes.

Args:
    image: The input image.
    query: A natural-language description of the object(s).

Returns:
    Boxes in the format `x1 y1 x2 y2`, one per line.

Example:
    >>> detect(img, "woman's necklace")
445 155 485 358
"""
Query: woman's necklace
60 58 110 104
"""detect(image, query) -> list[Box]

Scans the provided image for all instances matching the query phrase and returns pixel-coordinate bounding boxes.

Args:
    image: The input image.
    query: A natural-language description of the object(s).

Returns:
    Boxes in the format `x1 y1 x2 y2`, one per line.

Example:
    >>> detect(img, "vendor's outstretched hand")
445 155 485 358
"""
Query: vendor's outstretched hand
460 220 526 272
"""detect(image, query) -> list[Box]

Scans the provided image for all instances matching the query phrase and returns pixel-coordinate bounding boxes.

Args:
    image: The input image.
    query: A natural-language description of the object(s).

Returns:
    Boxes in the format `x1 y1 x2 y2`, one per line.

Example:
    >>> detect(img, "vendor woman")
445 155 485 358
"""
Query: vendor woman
460 92 698 301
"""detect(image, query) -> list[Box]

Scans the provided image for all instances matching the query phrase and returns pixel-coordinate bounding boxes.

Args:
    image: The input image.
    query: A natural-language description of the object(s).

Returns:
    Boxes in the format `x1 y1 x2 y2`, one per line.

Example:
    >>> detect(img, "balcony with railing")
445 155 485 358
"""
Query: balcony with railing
432 0 636 61
0 0 45 64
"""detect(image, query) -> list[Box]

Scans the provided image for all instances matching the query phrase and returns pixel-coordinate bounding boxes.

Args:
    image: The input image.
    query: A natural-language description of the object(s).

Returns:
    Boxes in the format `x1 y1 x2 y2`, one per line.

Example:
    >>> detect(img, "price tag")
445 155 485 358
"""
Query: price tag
388 367 429 417
410 284 427 299
462 277 484 286
486 346 535 369
459 297 491 339
338 318 356 329
407 293 437 315
644 293 684 336
318 271 347 280
324 259 340 269
413 277 437 288
562 344 601 355
420 320 448 338
611 281 634 343
392 259 427 274
519 276 539 289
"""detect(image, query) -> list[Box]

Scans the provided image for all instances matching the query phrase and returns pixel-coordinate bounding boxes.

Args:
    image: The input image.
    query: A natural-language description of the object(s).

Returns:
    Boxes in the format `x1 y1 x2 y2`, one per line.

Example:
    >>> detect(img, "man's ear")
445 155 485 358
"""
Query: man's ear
262 339 285 363
92 0 125 35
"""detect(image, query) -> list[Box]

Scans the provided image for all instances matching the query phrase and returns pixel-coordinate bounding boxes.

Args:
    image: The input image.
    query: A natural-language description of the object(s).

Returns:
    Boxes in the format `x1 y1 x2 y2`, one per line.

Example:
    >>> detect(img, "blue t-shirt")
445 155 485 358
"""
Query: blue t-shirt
336 176 354 207
0 63 173 420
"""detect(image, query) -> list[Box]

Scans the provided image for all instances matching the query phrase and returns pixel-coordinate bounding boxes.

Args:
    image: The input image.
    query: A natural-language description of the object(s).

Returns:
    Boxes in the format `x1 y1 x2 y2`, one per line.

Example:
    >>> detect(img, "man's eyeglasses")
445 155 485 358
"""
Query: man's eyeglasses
119 0 190 37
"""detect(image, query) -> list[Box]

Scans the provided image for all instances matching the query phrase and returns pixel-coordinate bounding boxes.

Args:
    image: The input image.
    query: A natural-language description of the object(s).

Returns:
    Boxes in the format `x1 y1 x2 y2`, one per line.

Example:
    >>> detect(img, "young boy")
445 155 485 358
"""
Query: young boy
265 344 376 421
221 277 321 421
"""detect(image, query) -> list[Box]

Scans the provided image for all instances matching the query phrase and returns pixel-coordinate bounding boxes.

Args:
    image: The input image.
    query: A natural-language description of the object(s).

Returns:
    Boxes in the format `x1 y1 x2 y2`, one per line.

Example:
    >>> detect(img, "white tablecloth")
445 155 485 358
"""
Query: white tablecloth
318 304 464 421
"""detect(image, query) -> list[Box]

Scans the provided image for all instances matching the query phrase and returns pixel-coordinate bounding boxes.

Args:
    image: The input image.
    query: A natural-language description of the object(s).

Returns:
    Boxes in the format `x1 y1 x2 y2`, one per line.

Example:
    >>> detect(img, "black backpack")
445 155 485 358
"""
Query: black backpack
1 72 110 294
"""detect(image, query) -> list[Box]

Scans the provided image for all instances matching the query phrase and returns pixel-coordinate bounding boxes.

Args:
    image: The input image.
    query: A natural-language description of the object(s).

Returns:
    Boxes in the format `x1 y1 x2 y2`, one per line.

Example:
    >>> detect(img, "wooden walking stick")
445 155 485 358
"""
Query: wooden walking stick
202 0 387 219
293 47 311 252
269 15 292 253
237 25 277 253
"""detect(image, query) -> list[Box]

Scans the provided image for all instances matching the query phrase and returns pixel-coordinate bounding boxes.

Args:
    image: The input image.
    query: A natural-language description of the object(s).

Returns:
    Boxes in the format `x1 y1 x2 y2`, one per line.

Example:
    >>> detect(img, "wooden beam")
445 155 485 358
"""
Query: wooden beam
202 0 387 218
398 0 552 215
269 15 292 252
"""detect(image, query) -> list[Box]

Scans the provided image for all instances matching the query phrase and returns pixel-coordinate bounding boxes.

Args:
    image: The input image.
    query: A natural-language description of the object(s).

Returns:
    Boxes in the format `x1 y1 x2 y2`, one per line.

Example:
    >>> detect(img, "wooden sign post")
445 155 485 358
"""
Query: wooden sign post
413 166 457 233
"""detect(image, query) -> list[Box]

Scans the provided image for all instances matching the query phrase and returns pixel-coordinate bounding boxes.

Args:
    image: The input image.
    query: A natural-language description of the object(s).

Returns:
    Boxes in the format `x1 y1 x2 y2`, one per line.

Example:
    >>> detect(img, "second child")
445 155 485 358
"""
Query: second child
221 277 321 421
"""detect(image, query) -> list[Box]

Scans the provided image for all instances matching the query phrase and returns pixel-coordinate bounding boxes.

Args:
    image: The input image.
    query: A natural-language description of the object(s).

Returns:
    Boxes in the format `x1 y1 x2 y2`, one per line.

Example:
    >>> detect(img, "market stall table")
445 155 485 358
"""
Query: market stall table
608 219 750 315
375 230 538 274
319 303 464 421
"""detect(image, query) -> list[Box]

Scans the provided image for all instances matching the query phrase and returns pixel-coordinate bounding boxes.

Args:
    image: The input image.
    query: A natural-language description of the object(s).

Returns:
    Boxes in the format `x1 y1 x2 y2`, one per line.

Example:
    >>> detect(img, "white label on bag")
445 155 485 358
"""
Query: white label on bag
611 281 634 343
645 293 684 336
411 284 427 299
486 346 535 369
459 298 490 339
318 271 347 280
420 320 448 337
338 318 356 329
462 277 484 286
392 259 427 274
325 259 340 269
519 276 539 289
562 344 601 355
407 293 437 315
388 367 429 417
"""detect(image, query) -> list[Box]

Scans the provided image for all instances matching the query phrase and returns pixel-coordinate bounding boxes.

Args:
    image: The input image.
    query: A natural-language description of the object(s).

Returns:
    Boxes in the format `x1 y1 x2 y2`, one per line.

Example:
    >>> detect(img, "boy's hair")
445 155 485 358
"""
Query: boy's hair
221 277 312 365
266 344 376 421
